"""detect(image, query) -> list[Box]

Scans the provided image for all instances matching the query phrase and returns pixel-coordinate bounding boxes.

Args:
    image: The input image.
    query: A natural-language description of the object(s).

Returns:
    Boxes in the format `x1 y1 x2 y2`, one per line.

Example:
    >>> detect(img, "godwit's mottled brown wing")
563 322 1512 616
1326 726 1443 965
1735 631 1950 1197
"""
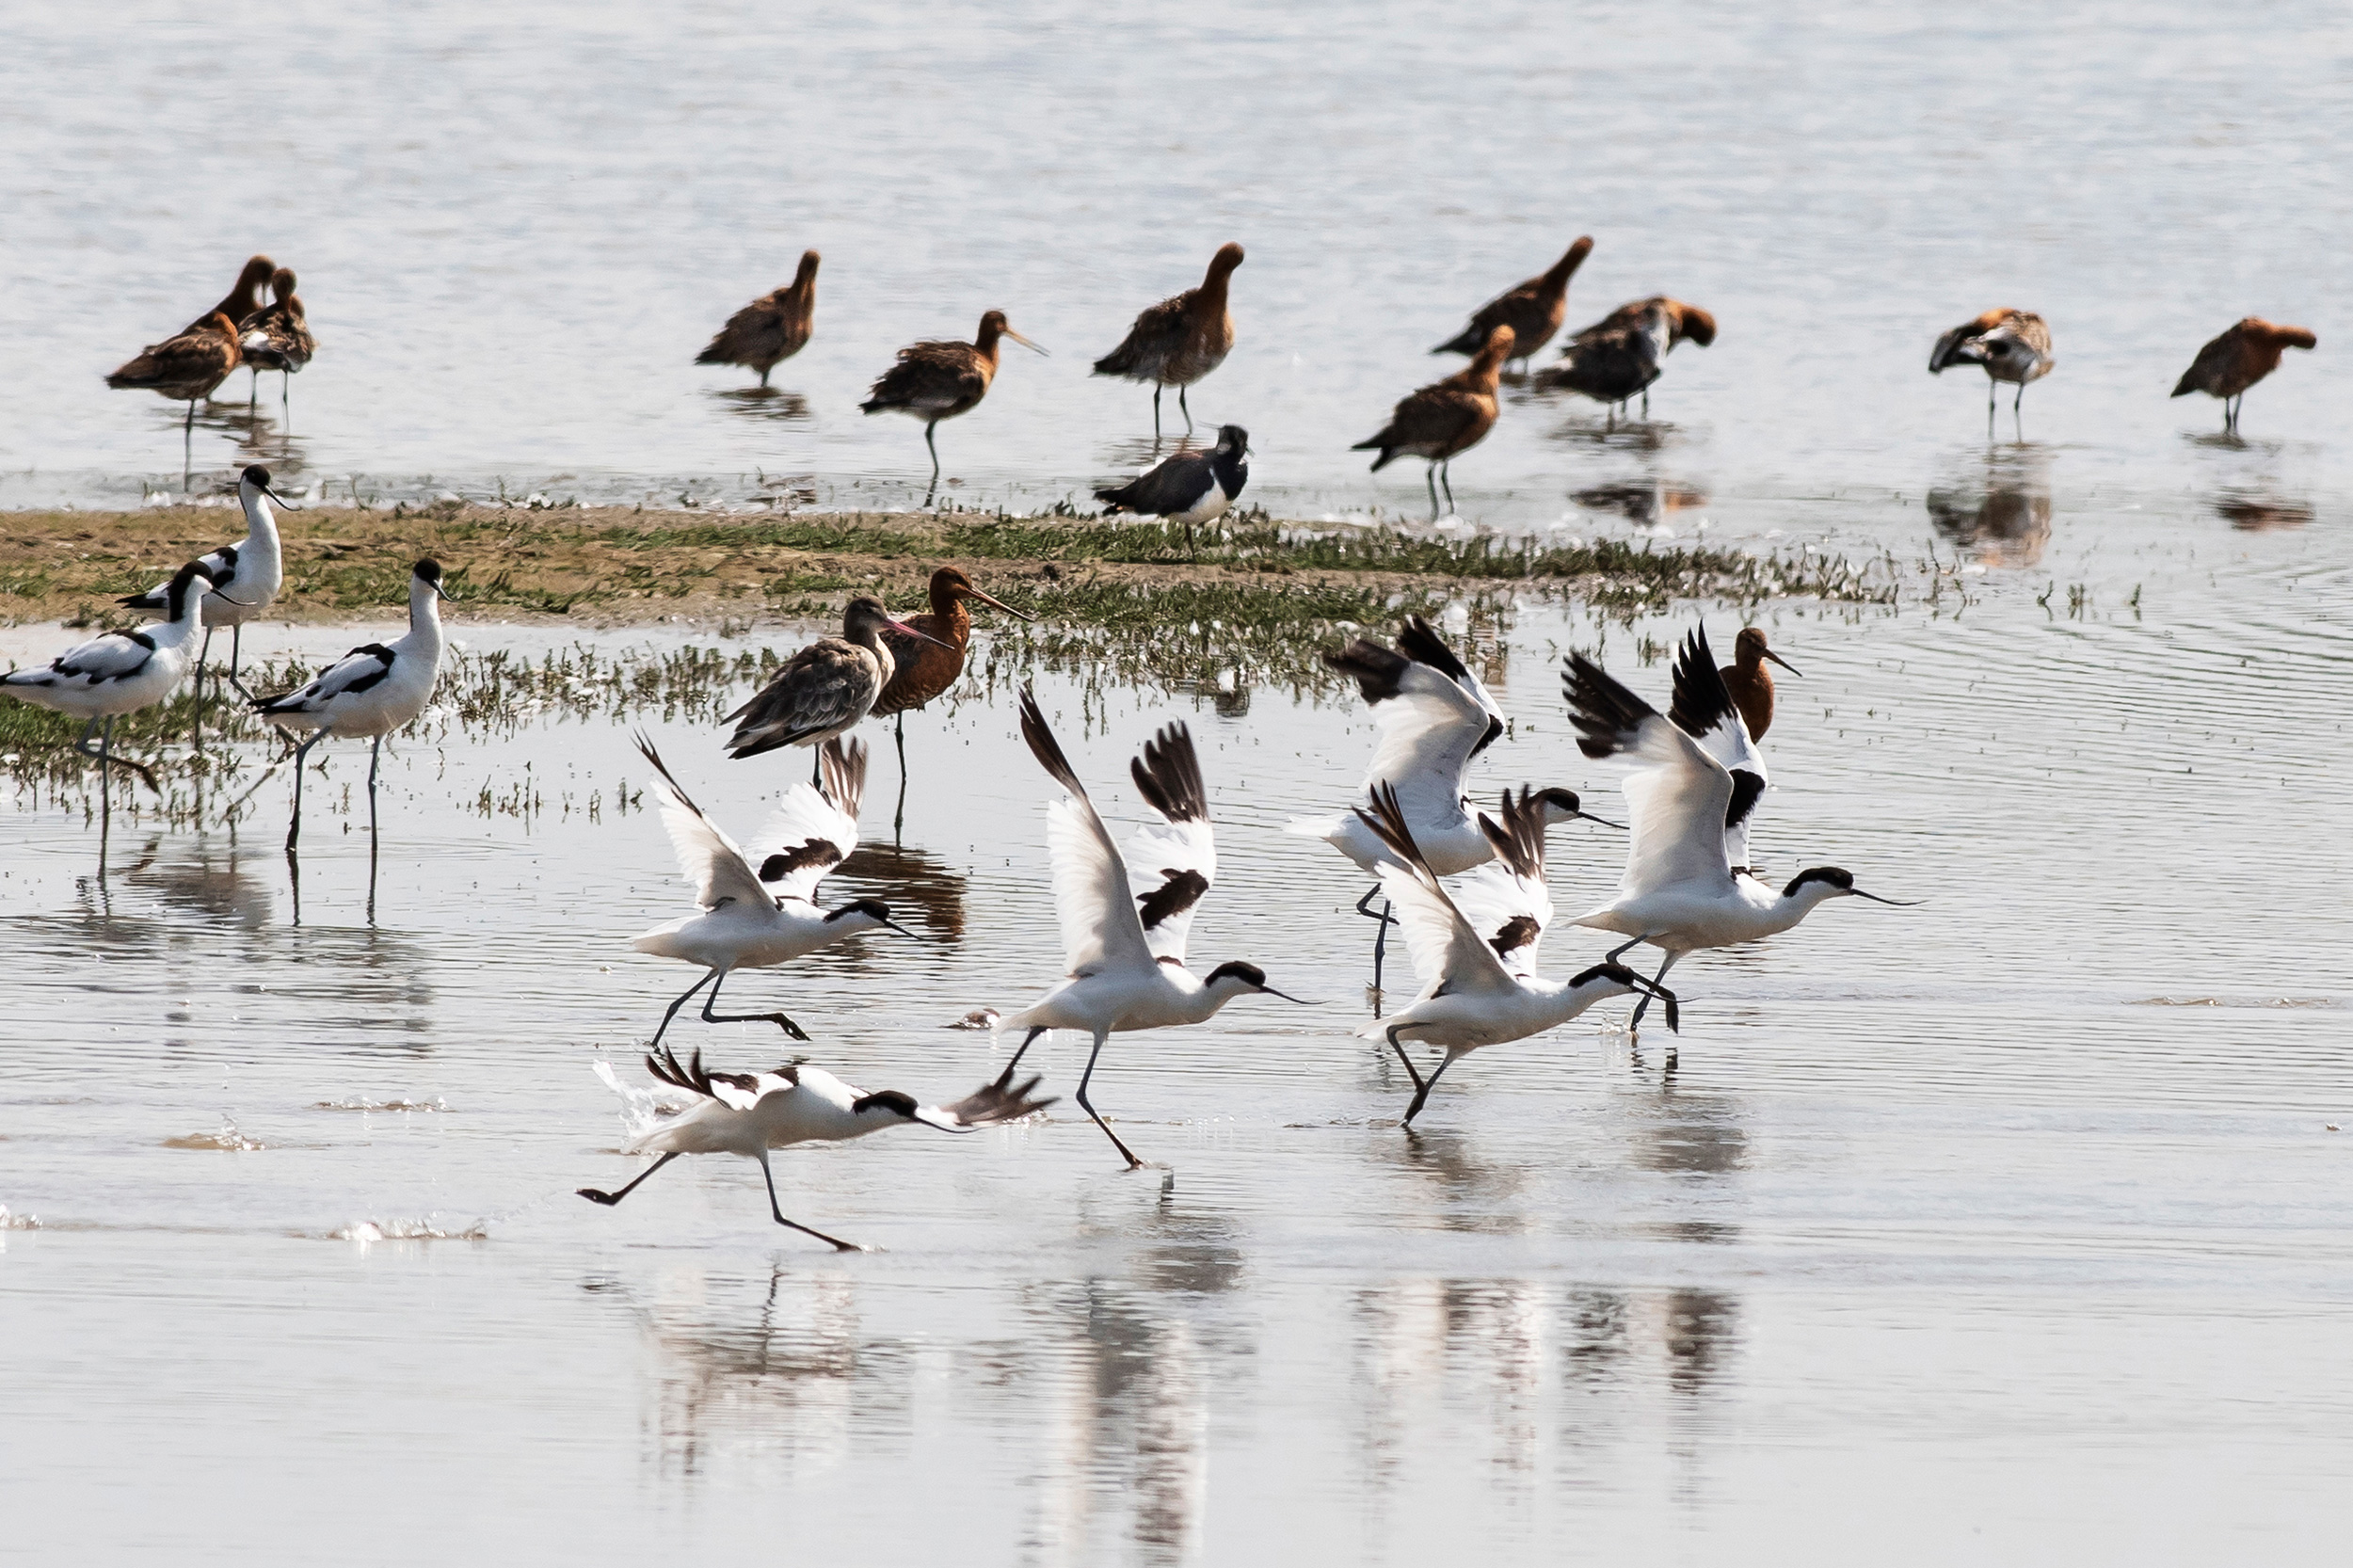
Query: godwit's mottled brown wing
1434 278 1552 360
865 341 990 418
721 637 885 759
1536 323 1662 404
1092 292 1195 383
697 289 811 374
240 296 314 373
1363 385 1496 463
105 314 242 400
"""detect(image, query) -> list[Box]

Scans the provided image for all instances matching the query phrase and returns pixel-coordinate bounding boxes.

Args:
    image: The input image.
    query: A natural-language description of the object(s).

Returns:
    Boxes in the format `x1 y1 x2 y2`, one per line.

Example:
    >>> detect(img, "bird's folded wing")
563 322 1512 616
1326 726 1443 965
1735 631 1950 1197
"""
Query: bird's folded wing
49 632 157 682
274 645 395 709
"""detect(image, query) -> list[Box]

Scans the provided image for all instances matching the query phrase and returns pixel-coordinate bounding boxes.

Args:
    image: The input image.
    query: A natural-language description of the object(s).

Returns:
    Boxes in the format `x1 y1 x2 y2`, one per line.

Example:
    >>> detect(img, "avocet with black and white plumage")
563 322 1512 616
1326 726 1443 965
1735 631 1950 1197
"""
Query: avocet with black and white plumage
999 689 1306 1169
251 558 452 848
579 1044 1055 1250
632 732 913 1049
1562 626 1918 1037
1353 781 1678 1126
1095 424 1250 553
2 559 217 798
120 464 293 717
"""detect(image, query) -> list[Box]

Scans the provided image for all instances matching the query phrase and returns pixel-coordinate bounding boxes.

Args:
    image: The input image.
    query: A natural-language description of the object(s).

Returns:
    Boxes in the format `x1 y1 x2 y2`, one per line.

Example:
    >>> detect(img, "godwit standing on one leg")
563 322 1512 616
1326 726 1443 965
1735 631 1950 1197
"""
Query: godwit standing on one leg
1717 627 1800 744
1431 236 1593 371
2171 317 2317 436
696 250 820 390
579 1046 1053 1250
120 463 294 744
1353 325 1513 519
1536 297 1716 420
1095 424 1250 553
236 268 314 416
1092 243 1244 440
861 311 1046 491
1929 308 2054 436
724 596 952 764
872 568 1034 824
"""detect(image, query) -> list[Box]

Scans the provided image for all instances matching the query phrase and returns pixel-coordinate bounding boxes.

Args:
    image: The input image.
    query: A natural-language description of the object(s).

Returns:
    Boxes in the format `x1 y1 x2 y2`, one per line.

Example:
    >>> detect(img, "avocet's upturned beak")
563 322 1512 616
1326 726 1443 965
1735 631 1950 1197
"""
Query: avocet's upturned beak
881 918 920 939
890 617 956 651
1851 888 1922 906
262 483 301 511
1581 810 1627 831
963 584 1036 622
1260 984 1312 1004
1004 328 1048 357
1763 648 1801 675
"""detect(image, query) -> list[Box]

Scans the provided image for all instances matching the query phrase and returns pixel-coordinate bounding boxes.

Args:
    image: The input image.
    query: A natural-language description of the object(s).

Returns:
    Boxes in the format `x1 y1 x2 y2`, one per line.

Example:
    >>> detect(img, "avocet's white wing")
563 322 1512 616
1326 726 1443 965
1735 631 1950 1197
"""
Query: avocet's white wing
635 735 774 914
1019 692 1154 979
744 736 864 904
1324 617 1502 828
1562 651 1737 900
1356 785 1519 1002
1121 723 1217 966
1665 626 1769 870
1456 788 1558 982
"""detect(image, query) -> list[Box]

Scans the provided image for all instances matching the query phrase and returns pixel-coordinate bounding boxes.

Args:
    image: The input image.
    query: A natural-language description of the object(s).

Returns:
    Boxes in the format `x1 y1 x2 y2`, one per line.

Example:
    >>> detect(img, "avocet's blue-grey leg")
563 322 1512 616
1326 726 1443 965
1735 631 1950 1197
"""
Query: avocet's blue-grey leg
757 1151 861 1251
284 728 330 850
697 968 809 1042
648 968 719 1051
1076 1027 1144 1170
578 1150 679 1207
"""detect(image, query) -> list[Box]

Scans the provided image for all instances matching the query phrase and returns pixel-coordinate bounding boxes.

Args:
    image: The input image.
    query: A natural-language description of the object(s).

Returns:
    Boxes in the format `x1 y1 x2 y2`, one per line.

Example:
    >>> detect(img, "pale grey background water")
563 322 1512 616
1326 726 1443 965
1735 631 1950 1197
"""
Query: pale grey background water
6 3 2353 1562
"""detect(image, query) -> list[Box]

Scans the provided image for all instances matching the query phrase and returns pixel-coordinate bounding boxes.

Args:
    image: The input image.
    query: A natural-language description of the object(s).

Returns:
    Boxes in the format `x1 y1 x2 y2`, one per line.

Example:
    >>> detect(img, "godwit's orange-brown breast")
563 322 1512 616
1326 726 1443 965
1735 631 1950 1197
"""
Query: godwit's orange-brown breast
1432 235 1594 361
1356 326 1513 465
2173 316 2317 401
1718 627 1799 743
874 567 1032 716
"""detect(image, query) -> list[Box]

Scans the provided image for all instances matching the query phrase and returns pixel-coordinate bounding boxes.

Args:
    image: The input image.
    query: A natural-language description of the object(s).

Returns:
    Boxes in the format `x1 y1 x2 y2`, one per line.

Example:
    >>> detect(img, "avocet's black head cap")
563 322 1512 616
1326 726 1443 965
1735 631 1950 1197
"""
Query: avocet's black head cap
413 559 443 584
825 897 893 923
1569 962 1640 989
241 464 272 488
851 1089 920 1118
1783 866 1854 897
1205 960 1268 989
1538 787 1581 814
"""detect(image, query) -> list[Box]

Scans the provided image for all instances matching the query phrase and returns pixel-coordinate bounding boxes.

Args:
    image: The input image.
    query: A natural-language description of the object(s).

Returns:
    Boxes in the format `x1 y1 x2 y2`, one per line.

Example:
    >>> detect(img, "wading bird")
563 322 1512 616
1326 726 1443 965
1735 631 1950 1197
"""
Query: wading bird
1431 235 1593 369
579 1046 1053 1250
1719 627 1800 744
873 568 1034 800
253 559 453 849
1095 424 1250 552
861 310 1046 490
1562 628 1917 1039
1000 690 1305 1169
1353 782 1677 1126
2 559 217 807
120 464 293 739
1929 308 2054 434
725 596 952 769
1286 616 1613 1003
1093 242 1244 439
1536 297 1716 420
2171 317 2317 435
631 733 911 1049
104 312 243 448
696 250 820 390
186 255 277 336
236 268 314 413
1354 324 1513 519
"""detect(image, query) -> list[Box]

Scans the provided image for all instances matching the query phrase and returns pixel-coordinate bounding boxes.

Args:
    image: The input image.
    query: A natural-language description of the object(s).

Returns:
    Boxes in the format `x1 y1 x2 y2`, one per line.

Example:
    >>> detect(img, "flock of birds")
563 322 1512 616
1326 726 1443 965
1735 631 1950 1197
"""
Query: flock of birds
102 243 2320 520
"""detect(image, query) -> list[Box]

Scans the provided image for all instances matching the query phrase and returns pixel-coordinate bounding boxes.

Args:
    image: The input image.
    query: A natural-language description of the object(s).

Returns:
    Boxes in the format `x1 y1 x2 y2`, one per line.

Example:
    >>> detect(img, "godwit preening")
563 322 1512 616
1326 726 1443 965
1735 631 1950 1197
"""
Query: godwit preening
2 559 217 808
1536 297 1716 420
1561 628 1916 1041
631 734 911 1050
1353 324 1513 519
1353 782 1676 1126
252 559 453 849
1092 243 1243 439
1000 690 1305 1169
861 310 1046 490
188 255 277 337
1431 236 1593 369
724 597 952 767
2171 317 2317 435
120 465 293 738
872 568 1034 826
579 1046 1053 1250
236 268 314 414
1287 615 1613 1003
1095 424 1250 552
1929 308 2054 434
1718 627 1800 744
696 250 820 389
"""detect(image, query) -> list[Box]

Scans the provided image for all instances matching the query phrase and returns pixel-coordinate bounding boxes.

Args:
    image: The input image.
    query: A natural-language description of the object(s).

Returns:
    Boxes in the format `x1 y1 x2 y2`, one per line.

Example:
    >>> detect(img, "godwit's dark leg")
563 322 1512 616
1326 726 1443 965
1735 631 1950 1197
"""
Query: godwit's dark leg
1076 1028 1144 1169
577 1150 680 1208
281 372 292 419
811 747 823 787
924 422 941 488
1152 386 1163 442
1440 461 1457 515
759 365 771 390
284 728 330 850
1003 1025 1048 1074
892 711 908 842
698 968 809 1042
1626 950 1682 1037
1178 385 1194 435
1641 388 1651 419
648 968 719 1050
1985 380 1995 439
1425 463 1440 520
757 1153 862 1250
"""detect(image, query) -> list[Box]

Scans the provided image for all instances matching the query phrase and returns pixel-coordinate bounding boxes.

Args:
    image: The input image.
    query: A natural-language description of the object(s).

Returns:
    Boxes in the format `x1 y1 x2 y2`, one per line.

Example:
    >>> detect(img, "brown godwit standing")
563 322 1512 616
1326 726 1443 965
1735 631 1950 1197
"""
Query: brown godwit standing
189 254 277 336
2171 317 2316 435
872 566 1035 831
696 250 820 389
724 597 952 779
237 268 315 415
1718 628 1800 744
1431 236 1593 371
860 311 1046 493
1535 297 1716 420
1353 325 1513 518
1929 308 2054 435
1092 242 1243 440
105 312 245 471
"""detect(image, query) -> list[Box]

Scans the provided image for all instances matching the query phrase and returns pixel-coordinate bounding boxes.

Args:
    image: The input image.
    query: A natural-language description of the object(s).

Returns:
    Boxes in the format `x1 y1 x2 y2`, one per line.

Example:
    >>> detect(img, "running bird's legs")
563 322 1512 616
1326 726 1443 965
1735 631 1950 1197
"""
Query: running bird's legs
1627 950 1683 1036
578 1151 680 1207
1355 886 1398 1012
1003 1025 1048 1075
1384 1022 1427 1105
699 969 810 1043
1604 931 1654 964
758 1152 862 1251
1401 1050 1460 1128
1076 1027 1144 1170
649 969 720 1050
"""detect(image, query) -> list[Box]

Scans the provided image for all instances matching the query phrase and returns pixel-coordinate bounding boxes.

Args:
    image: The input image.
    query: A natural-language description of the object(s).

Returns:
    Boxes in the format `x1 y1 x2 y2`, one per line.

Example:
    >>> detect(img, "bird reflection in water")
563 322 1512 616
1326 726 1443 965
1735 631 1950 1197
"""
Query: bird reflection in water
1545 414 1677 453
711 388 813 423
1925 445 2052 567
120 832 276 928
833 840 968 942
2215 488 2313 532
1571 478 1709 528
1386 1124 1532 1233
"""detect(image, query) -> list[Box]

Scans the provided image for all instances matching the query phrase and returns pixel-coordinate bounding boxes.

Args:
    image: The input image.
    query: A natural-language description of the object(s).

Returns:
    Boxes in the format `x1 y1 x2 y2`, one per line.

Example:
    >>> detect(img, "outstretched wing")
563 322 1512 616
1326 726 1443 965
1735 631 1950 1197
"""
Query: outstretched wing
1455 786 1558 981
1329 616 1501 826
744 736 864 904
646 1043 798 1110
1020 690 1153 979
1667 626 1768 869
1562 652 1738 900
636 734 774 914
908 1065 1058 1132
1123 722 1216 965
1354 782 1521 1001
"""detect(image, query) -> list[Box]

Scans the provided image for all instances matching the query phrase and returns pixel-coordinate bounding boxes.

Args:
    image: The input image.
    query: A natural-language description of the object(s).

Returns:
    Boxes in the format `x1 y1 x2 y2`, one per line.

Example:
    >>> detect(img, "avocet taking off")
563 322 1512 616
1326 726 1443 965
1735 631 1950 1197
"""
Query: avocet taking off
1562 627 1917 1036
1000 690 1305 1169
252 558 452 848
579 1046 1054 1251
1354 782 1676 1127
632 733 912 1049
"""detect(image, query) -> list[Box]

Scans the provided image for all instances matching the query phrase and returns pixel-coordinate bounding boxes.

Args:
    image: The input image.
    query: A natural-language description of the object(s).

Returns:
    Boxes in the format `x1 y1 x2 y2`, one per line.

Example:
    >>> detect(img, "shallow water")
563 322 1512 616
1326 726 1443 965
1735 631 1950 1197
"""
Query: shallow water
6 496 2353 1560
2 2 2348 528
